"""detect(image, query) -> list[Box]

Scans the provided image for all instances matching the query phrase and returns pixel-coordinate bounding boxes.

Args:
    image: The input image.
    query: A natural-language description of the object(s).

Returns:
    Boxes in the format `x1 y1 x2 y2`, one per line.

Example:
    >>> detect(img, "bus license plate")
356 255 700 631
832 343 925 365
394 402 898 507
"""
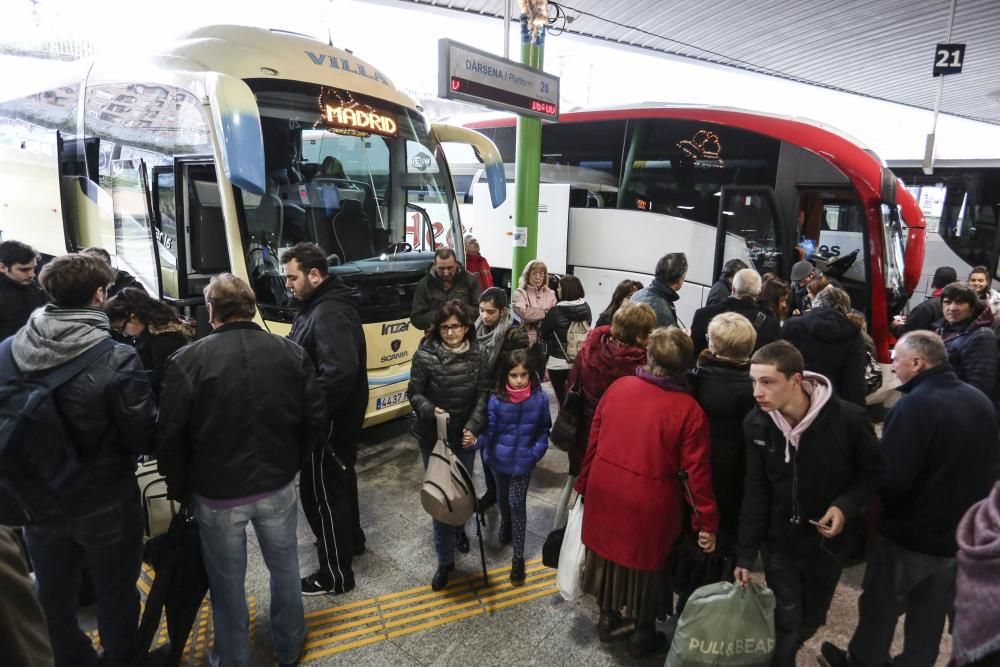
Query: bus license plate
376 391 406 410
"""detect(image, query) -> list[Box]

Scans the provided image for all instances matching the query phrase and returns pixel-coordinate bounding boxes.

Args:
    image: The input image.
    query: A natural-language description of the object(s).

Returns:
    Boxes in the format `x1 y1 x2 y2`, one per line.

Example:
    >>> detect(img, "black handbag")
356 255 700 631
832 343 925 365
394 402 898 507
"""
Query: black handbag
550 383 583 451
542 527 565 568
669 469 734 616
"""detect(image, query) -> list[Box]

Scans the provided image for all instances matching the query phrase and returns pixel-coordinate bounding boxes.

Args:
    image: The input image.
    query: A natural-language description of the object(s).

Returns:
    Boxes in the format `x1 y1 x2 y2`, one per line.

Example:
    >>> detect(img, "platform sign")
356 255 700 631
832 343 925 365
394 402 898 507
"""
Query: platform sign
933 43 966 76
438 39 559 121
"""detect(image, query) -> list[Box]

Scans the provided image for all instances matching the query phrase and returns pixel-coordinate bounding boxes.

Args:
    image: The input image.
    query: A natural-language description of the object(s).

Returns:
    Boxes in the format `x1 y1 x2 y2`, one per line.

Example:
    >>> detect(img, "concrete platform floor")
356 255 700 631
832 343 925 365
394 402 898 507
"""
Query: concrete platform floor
87 385 953 666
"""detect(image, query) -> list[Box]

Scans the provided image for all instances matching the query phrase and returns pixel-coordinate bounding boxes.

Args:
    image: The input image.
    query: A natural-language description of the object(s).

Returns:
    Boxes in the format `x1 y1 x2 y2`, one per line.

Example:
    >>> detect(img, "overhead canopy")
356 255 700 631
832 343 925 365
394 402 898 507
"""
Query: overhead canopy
394 0 1000 125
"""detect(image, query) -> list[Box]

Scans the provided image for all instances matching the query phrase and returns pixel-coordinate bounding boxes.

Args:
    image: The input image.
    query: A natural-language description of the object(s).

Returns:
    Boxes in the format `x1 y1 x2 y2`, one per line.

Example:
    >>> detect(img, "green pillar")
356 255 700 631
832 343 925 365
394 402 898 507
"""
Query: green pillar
511 16 545 292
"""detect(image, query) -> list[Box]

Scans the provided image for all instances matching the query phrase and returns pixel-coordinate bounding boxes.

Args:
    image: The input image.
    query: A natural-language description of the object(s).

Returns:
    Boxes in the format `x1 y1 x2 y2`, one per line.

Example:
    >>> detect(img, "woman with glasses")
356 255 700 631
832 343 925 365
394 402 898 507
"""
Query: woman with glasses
103 287 194 396
406 299 491 591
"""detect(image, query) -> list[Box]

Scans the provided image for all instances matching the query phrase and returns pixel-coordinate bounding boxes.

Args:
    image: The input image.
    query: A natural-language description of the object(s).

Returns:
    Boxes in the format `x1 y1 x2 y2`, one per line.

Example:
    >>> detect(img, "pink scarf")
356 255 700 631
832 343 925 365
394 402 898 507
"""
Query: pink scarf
506 384 532 404
766 372 833 462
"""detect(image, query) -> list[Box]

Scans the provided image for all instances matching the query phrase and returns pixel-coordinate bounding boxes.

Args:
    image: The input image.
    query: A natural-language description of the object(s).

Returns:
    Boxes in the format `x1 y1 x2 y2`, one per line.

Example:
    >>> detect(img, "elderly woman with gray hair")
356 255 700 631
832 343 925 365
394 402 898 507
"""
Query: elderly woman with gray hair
780 285 867 405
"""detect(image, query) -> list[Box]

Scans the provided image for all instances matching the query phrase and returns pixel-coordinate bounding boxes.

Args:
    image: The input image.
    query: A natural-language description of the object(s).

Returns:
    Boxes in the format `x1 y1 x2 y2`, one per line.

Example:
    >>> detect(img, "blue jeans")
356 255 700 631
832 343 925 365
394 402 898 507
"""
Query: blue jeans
194 483 304 667
418 434 476 566
24 495 144 667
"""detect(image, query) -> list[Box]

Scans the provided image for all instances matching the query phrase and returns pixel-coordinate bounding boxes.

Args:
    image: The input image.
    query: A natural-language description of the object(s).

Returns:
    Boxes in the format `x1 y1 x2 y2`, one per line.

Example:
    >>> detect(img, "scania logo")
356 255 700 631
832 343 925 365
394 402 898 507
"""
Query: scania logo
390 339 401 352
382 322 409 335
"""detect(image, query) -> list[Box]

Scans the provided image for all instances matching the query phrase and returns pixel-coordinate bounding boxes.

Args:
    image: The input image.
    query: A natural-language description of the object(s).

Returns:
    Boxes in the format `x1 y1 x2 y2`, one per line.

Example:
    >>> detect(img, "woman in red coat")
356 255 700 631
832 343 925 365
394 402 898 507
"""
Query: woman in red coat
552 302 656 529
576 327 718 657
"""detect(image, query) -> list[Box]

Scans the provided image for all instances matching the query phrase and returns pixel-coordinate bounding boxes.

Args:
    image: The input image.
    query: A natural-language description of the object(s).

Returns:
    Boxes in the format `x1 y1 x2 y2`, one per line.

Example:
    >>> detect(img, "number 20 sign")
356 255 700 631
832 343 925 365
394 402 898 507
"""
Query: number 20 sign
933 43 966 76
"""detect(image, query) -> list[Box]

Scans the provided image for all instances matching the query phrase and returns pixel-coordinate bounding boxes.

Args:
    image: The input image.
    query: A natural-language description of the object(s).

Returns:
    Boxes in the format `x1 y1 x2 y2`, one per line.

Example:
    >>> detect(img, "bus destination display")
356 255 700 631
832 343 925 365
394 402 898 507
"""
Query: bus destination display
318 88 399 137
438 39 559 121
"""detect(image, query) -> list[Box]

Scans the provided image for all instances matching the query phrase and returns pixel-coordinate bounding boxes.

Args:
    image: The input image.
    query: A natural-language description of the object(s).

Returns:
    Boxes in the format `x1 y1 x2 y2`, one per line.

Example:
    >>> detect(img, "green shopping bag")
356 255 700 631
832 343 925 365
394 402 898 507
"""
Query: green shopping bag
665 581 775 667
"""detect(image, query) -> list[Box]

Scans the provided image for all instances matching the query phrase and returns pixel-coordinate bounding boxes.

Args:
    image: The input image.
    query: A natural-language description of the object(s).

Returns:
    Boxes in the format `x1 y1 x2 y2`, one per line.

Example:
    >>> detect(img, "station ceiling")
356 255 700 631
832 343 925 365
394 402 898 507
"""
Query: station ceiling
395 0 1000 125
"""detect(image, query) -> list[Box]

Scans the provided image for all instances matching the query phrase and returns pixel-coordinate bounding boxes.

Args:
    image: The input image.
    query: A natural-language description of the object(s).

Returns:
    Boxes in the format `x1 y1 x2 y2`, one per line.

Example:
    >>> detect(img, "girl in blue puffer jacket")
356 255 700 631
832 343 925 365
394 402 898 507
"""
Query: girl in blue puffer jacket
471 348 551 586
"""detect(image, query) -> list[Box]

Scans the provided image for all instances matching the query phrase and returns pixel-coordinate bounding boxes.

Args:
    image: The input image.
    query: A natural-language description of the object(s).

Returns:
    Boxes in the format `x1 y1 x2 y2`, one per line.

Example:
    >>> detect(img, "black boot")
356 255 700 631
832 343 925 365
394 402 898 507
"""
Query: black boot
510 557 526 586
628 625 668 658
597 611 622 643
431 563 454 591
498 523 512 545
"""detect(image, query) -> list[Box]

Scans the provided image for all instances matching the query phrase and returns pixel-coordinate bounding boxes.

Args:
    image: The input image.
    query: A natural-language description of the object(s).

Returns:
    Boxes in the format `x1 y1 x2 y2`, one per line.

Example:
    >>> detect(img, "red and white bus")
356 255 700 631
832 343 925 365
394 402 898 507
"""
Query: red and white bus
456 105 926 362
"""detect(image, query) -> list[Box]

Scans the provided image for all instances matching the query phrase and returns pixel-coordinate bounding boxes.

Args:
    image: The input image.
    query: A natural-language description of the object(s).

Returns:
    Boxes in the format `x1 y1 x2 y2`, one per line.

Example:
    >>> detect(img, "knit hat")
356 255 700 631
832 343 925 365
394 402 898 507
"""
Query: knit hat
790 260 814 283
952 482 1000 665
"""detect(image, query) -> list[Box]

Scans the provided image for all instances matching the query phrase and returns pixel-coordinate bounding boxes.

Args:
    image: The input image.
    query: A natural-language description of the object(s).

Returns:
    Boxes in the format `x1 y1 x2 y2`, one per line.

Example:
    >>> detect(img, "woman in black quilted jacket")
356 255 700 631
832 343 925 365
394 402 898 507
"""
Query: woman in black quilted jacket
407 299 491 591
539 275 591 404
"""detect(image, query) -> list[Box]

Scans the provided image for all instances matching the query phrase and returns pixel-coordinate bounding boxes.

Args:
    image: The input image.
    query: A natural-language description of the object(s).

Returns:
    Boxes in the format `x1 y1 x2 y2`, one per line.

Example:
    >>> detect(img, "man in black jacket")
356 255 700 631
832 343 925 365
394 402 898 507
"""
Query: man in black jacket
691 268 779 358
819 332 998 667
734 341 883 667
781 286 867 405
281 242 369 596
410 247 481 331
0 240 48 340
81 246 145 298
705 258 748 307
11 253 156 667
891 266 956 336
157 273 324 667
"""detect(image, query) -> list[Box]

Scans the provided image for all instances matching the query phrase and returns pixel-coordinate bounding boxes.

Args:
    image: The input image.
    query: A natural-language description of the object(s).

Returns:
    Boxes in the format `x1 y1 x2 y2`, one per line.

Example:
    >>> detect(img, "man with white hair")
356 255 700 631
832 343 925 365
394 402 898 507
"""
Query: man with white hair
820 330 998 667
691 268 779 358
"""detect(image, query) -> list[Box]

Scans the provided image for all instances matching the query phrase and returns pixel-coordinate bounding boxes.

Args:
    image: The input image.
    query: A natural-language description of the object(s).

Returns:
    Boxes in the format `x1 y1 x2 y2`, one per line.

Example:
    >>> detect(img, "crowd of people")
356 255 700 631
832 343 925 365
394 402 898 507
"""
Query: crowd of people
2 236 1000 667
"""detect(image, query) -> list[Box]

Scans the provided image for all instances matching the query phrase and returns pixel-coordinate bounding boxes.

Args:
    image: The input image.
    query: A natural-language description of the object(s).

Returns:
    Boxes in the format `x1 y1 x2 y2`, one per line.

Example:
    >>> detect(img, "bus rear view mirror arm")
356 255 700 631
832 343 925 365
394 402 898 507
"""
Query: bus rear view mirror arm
207 73 267 196
431 123 507 208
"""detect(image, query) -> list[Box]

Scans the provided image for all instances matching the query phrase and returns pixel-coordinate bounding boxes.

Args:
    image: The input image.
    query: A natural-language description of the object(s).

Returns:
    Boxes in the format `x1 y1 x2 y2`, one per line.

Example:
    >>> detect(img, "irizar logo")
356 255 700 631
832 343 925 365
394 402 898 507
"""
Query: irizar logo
305 51 389 86
382 322 409 335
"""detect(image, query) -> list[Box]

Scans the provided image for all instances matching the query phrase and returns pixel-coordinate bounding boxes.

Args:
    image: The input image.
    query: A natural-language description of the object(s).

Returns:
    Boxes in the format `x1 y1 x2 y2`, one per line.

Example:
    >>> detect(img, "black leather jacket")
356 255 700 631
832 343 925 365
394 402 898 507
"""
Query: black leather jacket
156 322 327 501
52 342 157 514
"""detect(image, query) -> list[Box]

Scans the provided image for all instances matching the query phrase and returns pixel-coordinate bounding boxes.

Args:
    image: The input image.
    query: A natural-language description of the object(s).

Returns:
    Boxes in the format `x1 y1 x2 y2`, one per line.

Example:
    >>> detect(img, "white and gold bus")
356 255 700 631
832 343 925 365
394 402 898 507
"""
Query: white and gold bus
0 25 506 426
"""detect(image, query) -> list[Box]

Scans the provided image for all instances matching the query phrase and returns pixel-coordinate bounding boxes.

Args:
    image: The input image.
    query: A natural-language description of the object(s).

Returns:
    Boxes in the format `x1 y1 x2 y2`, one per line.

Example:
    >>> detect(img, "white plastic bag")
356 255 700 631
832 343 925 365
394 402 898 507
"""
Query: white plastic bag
557 496 586 601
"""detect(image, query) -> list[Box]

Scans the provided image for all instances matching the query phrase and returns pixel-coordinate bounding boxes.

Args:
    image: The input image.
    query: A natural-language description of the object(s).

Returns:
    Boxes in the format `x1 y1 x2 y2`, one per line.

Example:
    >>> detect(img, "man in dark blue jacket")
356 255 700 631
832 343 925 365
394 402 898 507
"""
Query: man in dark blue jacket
820 331 999 667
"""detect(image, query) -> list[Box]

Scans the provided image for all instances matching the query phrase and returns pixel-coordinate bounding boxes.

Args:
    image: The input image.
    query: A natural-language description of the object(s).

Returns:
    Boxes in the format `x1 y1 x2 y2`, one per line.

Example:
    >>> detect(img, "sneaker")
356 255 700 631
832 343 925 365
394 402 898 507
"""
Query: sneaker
818 642 849 667
498 523 512 545
456 530 470 554
300 572 354 596
431 563 454 591
510 557 525 587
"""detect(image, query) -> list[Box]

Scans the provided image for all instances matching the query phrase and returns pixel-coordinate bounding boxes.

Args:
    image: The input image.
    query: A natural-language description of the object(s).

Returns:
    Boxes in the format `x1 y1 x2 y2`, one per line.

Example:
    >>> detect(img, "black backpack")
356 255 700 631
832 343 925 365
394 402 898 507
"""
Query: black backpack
0 337 115 525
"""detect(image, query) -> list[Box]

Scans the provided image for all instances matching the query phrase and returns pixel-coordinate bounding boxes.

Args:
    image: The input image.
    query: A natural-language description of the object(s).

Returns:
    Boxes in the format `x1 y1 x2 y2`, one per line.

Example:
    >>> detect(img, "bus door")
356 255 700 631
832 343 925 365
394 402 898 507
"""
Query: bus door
798 189 869 313
109 158 161 298
151 157 231 336
714 186 787 282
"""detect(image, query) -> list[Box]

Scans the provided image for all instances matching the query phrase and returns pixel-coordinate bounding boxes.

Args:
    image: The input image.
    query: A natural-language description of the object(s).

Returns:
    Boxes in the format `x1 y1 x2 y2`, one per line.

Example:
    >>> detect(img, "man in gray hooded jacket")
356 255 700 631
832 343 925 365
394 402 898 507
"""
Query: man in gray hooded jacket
11 253 156 667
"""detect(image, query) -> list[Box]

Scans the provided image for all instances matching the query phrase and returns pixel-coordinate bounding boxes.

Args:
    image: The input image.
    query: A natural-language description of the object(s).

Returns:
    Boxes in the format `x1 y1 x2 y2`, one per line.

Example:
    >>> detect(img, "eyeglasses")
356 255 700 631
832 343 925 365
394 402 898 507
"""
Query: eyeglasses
439 324 466 333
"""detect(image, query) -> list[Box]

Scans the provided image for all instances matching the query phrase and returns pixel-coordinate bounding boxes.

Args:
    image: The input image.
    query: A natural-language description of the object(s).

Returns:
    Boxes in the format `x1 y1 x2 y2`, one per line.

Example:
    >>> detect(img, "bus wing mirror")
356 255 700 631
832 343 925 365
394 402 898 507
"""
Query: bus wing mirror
206 73 266 196
880 167 897 207
431 123 506 208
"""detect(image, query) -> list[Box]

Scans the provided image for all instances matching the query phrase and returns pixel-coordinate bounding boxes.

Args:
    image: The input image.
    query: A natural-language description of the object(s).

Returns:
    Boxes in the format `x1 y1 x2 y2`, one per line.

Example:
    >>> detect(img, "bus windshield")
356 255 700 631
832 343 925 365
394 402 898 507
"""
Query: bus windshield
236 80 460 322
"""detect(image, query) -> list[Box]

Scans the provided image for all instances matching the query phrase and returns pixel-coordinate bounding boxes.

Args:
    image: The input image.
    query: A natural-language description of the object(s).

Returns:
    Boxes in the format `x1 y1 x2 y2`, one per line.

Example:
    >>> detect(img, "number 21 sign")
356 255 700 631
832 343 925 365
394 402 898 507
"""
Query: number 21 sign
933 43 966 76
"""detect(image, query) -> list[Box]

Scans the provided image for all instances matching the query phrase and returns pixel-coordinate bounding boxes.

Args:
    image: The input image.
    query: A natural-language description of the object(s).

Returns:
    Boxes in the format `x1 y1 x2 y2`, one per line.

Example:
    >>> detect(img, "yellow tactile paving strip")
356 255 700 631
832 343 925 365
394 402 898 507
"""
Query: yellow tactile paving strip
87 559 557 662
88 563 258 665
301 558 558 662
